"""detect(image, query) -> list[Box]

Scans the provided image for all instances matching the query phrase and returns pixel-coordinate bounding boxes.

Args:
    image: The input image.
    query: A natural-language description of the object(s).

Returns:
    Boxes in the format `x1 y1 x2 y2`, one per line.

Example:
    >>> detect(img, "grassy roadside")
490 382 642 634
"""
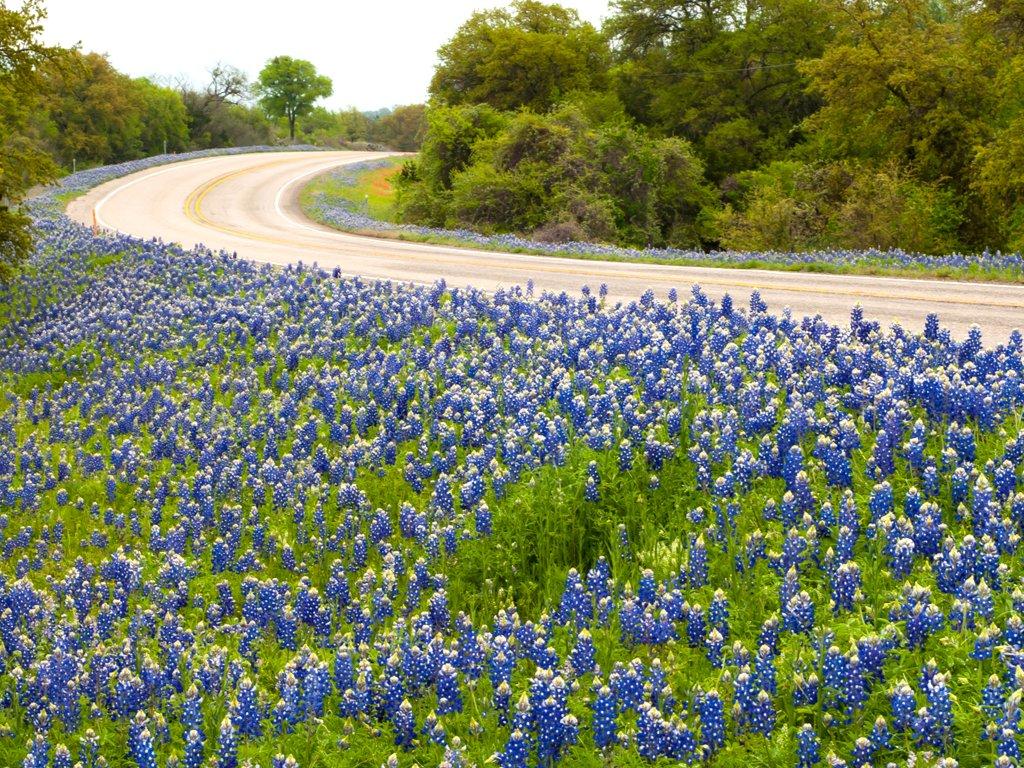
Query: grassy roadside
300 159 1024 285
300 157 404 223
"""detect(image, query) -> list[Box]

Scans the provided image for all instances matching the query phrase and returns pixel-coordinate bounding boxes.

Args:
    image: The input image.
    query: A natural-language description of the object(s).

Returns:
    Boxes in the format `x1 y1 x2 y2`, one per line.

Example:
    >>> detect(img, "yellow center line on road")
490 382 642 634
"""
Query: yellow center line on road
182 159 1024 311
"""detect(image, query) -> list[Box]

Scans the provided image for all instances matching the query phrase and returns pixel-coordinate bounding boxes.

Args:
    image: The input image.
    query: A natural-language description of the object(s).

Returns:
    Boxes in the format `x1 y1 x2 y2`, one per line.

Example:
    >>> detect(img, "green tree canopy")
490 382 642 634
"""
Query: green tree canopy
371 104 427 151
255 56 333 140
430 0 609 112
178 64 260 148
296 106 363 146
134 78 189 155
405 0 1024 255
37 51 145 165
605 0 831 181
800 0 1007 247
32 51 190 166
0 0 59 281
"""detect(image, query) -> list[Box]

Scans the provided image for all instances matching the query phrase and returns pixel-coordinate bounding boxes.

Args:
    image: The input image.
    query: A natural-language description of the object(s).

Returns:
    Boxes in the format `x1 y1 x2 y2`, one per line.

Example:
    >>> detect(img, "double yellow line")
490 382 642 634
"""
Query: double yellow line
183 158 299 247
181 159 1024 310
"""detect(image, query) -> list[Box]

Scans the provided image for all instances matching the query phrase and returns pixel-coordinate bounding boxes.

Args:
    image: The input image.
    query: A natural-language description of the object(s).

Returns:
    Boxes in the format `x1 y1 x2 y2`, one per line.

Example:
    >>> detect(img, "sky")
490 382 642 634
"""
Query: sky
42 0 613 111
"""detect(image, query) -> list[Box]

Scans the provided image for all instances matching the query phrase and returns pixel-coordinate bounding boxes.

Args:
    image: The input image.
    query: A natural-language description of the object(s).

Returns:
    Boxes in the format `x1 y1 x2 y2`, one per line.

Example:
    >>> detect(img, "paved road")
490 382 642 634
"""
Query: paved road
67 150 1024 342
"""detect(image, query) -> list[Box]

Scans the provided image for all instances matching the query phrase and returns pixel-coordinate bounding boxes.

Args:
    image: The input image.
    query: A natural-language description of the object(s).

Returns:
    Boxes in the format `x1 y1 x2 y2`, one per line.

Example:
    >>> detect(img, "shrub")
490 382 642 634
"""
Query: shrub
450 162 546 232
717 160 964 254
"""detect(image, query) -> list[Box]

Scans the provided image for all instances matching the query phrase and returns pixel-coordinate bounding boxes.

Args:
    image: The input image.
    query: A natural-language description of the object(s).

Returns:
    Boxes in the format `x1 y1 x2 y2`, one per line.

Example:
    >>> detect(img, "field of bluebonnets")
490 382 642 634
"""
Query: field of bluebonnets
1 150 1023 768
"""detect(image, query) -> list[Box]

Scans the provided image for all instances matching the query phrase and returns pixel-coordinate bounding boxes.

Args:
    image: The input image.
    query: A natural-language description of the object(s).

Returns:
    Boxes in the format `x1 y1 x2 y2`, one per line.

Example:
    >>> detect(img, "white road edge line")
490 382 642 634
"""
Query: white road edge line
94 162 200 231
90 152 1021 298
269 157 1021 290
271 155 387 235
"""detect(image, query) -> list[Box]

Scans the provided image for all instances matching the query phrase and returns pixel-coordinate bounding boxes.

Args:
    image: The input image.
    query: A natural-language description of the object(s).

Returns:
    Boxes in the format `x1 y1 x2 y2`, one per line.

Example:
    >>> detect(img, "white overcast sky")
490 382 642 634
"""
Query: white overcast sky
41 0 613 111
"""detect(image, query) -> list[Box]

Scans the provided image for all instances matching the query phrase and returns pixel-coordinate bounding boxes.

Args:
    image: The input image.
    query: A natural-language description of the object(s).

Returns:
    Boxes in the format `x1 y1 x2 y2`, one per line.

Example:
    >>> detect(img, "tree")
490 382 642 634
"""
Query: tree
715 160 962 253
335 108 370 142
0 0 60 281
179 63 250 146
371 104 427 150
134 78 189 155
398 105 718 248
605 0 831 181
430 0 609 112
416 104 508 191
205 63 249 103
178 64 274 149
211 103 275 147
799 0 998 247
255 56 332 141
293 107 369 146
34 51 146 165
964 1 1024 250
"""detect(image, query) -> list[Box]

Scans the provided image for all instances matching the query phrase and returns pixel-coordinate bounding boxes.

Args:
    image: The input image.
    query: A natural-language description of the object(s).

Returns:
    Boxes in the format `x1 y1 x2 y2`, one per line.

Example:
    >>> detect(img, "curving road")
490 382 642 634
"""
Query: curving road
67 150 1024 341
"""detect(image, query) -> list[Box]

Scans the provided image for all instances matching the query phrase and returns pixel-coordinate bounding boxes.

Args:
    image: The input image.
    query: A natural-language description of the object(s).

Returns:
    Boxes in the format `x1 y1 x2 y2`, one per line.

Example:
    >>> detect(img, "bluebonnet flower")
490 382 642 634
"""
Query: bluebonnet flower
686 602 707 647
636 703 665 760
393 699 415 749
793 674 819 707
983 675 1006 722
920 672 954 751
688 535 708 586
869 716 891 752
475 501 492 536
890 682 916 732
493 681 512 726
8 149 1024 768
618 440 633 472
997 727 1020 761
421 711 446 746
183 729 204 768
130 728 157 768
706 628 724 668
697 690 726 754
496 729 529 768
831 561 861 613
797 723 820 768
78 729 99 768
568 629 596 676
232 678 262 737
611 662 645 714
590 683 617 749
436 663 462 714
749 689 775 736
214 716 237 768
51 745 72 768
784 591 815 634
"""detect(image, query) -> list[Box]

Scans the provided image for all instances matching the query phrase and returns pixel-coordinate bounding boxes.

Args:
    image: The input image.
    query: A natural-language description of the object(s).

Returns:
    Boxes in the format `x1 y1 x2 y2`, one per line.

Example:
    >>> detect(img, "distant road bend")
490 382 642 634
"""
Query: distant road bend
68 150 1024 341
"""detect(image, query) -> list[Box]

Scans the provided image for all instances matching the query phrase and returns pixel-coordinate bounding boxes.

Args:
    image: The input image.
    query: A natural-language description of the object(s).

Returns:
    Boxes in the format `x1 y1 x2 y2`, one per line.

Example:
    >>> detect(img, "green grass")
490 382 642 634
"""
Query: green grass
300 159 1024 285
300 157 404 224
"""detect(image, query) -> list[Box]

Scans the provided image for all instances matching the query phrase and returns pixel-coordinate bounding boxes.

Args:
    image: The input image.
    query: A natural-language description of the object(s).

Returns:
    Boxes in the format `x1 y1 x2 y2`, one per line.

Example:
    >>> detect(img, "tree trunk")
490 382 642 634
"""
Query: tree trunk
289 115 296 141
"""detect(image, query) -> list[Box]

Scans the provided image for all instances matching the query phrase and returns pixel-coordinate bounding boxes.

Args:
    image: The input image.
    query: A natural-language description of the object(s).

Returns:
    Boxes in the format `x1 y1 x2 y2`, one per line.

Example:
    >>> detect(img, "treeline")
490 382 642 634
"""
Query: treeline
0 0 427 280
25 50 426 172
397 0 1024 255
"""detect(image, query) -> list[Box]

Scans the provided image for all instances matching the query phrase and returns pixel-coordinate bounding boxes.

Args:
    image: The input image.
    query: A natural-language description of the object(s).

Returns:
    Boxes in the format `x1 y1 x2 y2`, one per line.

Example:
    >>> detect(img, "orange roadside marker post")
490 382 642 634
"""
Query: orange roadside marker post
92 207 98 235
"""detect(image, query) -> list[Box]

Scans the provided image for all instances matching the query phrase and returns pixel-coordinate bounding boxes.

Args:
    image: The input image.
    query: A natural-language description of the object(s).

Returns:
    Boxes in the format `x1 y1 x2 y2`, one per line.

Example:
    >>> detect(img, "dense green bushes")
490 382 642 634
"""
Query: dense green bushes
395 106 717 248
716 161 963 254
395 106 964 254
430 0 609 113
404 0 1024 256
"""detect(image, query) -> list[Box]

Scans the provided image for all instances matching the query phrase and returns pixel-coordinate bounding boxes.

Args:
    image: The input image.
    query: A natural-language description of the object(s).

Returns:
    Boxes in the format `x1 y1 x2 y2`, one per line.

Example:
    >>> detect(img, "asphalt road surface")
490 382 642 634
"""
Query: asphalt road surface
67 150 1024 342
